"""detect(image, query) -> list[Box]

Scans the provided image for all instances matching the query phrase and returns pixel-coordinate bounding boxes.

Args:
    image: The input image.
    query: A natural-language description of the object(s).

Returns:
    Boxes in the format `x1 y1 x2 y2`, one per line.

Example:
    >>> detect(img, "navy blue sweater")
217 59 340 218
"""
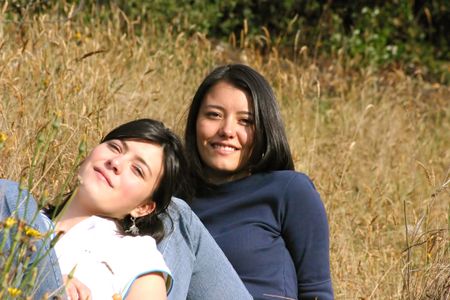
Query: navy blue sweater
191 171 333 300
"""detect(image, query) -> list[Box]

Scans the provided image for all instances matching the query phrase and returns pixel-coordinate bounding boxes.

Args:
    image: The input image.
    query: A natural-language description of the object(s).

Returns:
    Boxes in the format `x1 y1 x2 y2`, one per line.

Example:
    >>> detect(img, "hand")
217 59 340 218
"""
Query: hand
63 274 92 300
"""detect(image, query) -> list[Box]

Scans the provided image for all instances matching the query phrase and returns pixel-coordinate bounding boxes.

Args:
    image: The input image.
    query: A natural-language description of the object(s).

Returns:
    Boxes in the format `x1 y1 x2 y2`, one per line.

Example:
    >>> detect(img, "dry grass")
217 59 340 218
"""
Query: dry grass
0 7 449 299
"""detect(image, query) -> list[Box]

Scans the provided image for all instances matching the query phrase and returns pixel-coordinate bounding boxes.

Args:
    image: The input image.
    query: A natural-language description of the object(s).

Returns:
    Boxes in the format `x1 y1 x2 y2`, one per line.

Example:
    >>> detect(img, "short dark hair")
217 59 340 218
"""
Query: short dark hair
185 64 294 188
44 119 186 243
101 118 187 242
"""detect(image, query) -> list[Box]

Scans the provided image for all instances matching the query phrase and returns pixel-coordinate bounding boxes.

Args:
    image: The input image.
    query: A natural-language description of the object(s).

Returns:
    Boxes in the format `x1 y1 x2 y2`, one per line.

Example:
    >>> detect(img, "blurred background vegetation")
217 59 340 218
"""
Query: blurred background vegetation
0 0 448 299
5 0 450 83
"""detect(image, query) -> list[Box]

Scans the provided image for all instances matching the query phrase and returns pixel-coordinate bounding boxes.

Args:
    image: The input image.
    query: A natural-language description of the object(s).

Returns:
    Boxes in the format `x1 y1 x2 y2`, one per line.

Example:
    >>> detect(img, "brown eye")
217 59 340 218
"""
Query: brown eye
133 165 145 178
206 111 221 119
240 118 254 126
108 142 121 152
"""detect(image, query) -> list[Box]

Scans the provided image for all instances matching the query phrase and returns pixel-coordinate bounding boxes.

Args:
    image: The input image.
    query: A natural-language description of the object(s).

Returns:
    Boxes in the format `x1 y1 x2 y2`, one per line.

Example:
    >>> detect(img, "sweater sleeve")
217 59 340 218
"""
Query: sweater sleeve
281 173 333 299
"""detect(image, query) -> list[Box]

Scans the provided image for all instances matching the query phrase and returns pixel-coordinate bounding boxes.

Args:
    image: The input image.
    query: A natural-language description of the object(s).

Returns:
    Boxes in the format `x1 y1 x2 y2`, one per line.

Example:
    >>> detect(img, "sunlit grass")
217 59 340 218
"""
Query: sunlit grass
0 6 449 299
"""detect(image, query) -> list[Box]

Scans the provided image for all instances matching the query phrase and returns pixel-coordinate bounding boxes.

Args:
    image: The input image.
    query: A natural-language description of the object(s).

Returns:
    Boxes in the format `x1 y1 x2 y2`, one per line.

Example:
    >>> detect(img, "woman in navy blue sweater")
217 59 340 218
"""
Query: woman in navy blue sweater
184 64 334 300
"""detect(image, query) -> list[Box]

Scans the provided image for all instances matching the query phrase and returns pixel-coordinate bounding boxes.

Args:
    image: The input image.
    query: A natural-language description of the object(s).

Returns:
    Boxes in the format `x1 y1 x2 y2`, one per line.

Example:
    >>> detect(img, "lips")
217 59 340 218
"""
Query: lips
94 167 113 187
210 142 239 154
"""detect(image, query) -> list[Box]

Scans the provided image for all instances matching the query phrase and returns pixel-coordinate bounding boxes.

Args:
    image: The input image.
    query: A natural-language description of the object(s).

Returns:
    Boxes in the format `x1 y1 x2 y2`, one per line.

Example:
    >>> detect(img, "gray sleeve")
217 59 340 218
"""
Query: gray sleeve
0 179 66 299
158 197 253 300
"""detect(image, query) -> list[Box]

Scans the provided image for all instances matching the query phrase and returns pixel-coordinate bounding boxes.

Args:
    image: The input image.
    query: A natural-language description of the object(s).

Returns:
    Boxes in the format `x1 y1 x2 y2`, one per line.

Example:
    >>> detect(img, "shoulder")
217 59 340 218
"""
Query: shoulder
271 170 314 181
169 197 192 212
0 179 19 191
267 171 324 209
0 179 37 212
158 196 199 249
264 170 318 192
110 235 173 297
107 231 170 277
165 197 194 224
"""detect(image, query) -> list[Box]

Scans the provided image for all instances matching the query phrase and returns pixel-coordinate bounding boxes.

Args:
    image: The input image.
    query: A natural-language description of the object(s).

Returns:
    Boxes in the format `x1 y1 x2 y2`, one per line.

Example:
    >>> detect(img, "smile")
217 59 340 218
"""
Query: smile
210 143 239 153
94 167 113 187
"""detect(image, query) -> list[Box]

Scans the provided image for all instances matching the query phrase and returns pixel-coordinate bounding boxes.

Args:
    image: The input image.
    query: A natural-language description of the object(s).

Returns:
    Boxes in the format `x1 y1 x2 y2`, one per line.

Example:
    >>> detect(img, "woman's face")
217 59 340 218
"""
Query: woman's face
196 81 255 183
76 139 164 218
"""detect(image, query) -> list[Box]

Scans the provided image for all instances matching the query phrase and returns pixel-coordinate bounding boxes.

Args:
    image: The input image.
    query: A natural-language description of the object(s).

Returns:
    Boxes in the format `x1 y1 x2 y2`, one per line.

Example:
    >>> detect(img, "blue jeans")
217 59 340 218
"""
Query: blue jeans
0 180 252 300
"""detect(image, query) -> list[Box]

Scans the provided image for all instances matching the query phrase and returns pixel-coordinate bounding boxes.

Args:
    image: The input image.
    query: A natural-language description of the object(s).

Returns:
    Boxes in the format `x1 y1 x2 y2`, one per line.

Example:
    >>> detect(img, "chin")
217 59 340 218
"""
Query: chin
212 165 238 172
210 166 240 176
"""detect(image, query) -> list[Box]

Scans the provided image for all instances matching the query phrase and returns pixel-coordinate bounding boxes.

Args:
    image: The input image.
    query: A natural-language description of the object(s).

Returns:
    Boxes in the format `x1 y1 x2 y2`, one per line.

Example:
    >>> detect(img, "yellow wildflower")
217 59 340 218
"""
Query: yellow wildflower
7 287 22 297
74 32 82 41
0 132 7 143
0 132 7 150
5 217 17 228
73 84 81 93
25 226 43 239
55 110 63 119
42 78 50 88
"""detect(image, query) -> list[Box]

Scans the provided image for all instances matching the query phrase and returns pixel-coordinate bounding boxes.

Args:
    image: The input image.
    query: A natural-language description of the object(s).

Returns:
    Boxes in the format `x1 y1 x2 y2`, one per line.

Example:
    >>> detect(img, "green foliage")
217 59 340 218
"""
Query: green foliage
338 5 416 65
335 1 448 81
3 0 449 82
91 0 450 81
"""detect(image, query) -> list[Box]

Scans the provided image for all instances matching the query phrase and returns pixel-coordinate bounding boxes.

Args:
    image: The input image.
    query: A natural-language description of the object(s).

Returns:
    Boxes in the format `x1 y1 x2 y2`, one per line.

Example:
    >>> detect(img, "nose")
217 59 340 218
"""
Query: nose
218 119 236 138
107 156 123 174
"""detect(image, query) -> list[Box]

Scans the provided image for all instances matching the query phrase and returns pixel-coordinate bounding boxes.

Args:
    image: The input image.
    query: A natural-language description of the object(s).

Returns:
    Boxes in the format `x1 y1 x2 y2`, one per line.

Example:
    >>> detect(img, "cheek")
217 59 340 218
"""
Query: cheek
77 160 89 178
196 120 206 139
120 184 147 208
78 149 97 172
196 121 210 147
242 128 255 149
123 177 143 191
123 177 154 199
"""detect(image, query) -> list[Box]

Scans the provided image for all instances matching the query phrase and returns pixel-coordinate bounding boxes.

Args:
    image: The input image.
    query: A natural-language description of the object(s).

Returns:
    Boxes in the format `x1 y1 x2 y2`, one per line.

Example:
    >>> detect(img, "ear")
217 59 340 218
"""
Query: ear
129 201 156 218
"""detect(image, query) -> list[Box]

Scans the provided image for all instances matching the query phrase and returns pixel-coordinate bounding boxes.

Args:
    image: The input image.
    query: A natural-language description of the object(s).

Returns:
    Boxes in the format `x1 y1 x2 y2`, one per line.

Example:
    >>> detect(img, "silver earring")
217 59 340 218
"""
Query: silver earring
126 216 139 235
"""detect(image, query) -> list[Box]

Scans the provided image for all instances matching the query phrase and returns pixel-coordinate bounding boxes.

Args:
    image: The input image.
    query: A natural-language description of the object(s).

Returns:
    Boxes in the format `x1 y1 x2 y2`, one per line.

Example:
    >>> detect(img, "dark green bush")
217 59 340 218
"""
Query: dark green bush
108 0 449 79
5 0 449 82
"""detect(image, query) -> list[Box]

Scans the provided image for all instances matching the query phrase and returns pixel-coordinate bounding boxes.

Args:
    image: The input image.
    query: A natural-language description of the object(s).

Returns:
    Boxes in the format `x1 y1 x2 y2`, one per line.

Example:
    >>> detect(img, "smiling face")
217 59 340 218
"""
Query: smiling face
75 139 164 219
196 81 255 183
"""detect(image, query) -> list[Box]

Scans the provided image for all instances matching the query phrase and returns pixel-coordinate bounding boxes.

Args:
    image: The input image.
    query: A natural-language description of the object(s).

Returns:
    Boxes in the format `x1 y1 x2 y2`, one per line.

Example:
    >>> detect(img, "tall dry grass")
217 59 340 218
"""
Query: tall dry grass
0 7 449 299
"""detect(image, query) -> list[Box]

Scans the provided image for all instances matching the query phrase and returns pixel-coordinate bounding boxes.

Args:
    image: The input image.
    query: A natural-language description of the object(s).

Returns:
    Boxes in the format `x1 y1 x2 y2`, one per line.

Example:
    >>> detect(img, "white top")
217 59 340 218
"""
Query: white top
53 216 172 299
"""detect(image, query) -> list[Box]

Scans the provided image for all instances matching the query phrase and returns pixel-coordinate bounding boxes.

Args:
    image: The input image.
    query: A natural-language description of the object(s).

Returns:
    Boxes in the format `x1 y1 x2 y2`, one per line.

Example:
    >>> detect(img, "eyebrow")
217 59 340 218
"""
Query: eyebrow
120 140 153 176
204 104 254 116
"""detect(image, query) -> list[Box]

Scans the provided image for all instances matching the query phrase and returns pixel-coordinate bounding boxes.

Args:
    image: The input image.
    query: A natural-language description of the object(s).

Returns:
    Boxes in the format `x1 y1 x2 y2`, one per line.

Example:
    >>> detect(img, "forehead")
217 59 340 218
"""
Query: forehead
125 139 163 161
203 81 253 111
103 139 165 179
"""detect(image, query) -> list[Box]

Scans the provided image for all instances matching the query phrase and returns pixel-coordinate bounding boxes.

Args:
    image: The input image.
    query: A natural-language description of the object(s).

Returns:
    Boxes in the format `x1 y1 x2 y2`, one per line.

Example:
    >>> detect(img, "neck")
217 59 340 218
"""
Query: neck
54 193 91 233
205 168 251 185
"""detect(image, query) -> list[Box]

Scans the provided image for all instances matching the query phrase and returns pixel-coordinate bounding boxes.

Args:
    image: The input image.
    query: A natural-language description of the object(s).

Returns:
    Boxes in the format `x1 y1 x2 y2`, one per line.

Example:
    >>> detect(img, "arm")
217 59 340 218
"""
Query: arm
0 179 66 299
187 209 252 299
126 272 167 300
158 197 253 300
282 173 334 300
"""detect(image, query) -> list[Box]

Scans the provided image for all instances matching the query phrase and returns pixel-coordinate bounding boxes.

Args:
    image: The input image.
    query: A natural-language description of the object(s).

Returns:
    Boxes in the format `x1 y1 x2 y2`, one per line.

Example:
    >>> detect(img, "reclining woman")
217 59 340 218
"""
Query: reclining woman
0 118 252 300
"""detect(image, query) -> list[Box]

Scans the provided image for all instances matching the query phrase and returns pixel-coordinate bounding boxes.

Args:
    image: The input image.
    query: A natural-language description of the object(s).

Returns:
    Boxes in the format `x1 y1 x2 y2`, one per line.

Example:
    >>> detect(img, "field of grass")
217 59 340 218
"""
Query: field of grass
0 8 449 299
